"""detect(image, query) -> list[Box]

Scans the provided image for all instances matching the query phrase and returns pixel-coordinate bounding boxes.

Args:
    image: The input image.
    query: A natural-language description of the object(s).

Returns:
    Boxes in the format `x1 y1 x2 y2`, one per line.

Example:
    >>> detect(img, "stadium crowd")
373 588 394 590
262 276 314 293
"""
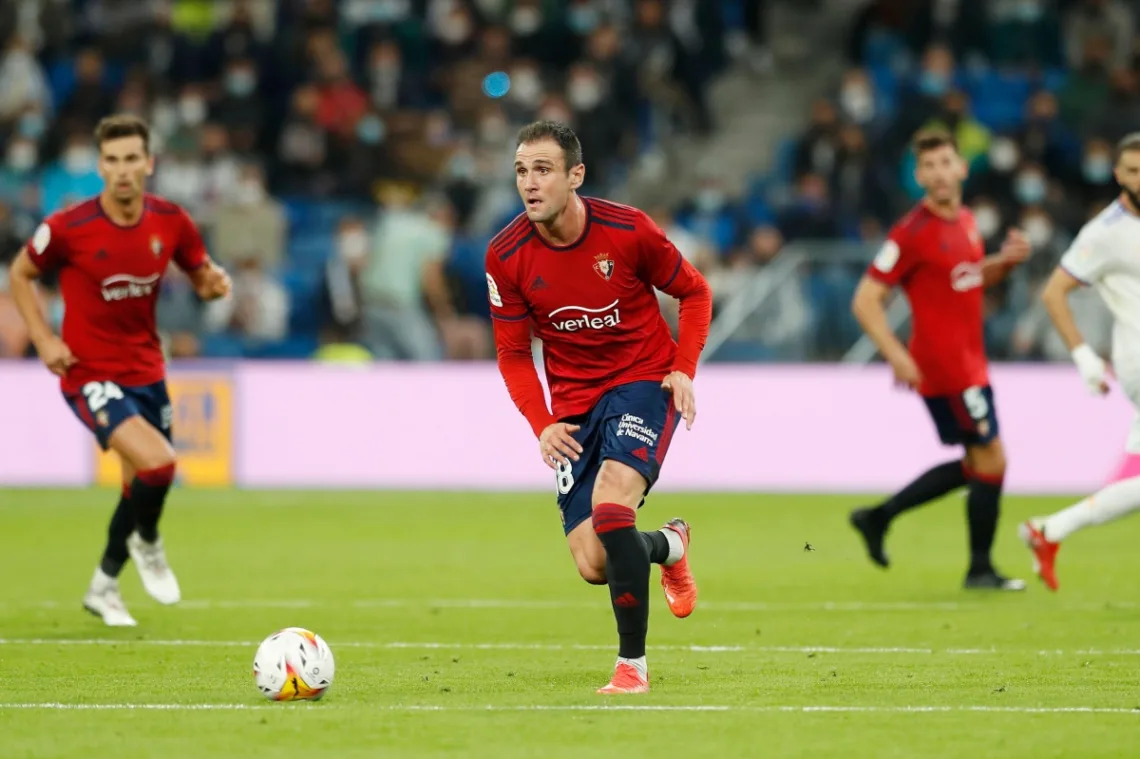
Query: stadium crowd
0 0 1132 364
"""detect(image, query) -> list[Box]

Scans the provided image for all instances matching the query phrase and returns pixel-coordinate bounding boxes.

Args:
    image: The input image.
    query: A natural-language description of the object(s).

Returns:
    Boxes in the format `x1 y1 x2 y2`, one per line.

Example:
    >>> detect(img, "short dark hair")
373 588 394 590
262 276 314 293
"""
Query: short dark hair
516 120 583 169
911 128 958 157
94 114 151 154
1116 132 1140 162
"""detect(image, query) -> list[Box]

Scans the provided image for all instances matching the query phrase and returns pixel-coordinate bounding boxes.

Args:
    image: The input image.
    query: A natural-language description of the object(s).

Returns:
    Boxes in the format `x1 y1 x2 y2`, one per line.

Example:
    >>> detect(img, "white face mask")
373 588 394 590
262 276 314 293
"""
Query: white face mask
567 78 602 111
1024 216 1054 248
64 147 97 174
973 206 1000 239
339 230 369 262
7 142 37 172
510 70 543 107
437 16 472 44
235 180 264 205
840 86 874 123
511 7 542 34
989 139 1019 172
180 97 207 126
480 118 508 144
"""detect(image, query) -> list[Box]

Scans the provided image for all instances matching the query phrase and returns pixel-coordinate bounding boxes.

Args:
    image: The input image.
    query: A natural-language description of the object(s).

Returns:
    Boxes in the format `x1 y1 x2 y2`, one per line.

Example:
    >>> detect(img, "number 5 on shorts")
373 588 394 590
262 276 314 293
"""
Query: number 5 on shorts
556 459 575 495
962 386 989 420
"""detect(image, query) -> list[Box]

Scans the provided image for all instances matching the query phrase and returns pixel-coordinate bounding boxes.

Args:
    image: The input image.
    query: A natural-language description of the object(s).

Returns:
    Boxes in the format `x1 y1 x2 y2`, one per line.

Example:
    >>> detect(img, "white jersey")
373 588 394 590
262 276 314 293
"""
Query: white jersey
1060 200 1140 376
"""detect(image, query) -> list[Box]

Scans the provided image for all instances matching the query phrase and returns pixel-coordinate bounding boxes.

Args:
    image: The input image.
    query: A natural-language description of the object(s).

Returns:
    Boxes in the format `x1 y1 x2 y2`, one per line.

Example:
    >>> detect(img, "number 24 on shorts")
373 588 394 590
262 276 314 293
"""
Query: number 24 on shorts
82 381 124 412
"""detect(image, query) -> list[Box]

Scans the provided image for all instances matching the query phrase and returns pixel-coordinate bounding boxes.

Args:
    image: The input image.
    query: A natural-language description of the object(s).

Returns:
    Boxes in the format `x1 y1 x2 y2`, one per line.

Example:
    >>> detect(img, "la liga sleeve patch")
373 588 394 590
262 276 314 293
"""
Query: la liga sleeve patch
486 273 503 307
31 223 51 255
873 239 900 273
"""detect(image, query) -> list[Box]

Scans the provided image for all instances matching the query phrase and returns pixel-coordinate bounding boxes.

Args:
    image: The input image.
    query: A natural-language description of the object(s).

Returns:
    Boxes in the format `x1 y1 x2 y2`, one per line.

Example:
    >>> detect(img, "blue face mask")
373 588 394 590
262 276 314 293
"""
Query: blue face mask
356 116 386 145
568 6 599 34
19 112 45 139
1083 156 1113 184
226 71 256 97
1015 0 1044 22
1015 173 1047 205
919 72 949 97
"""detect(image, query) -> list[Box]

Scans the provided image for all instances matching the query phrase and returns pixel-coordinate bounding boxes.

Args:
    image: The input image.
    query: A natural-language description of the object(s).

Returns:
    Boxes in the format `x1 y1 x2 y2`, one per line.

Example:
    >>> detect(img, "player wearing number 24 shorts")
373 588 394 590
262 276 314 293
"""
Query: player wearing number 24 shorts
7 115 231 627
848 128 1032 591
487 121 713 694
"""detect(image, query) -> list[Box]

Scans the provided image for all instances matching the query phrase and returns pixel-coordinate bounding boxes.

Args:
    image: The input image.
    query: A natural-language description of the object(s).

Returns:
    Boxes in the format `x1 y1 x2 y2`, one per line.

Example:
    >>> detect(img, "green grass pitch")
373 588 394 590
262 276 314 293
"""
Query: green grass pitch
2 489 1139 758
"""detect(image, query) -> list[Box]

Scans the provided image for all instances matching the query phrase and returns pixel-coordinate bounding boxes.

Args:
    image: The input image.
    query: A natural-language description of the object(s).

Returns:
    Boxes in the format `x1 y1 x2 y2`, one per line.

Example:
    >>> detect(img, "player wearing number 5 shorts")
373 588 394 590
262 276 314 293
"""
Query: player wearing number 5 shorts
6 116 231 626
488 121 712 694
848 129 1031 590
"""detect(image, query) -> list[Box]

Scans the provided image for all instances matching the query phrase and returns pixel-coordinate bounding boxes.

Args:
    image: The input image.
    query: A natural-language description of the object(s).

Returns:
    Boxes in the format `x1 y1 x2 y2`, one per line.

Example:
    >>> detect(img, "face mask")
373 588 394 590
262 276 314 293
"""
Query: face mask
356 116 386 145
63 147 96 174
988 139 1019 172
7 143 37 172
1015 0 1044 22
568 79 602 110
480 118 508 144
235 180 264 205
180 97 207 126
1015 172 1047 205
919 71 949 97
19 112 45 139
568 5 599 34
973 206 1000 239
226 70 256 97
511 70 543 107
511 7 542 34
1083 155 1113 183
438 17 472 44
840 86 874 124
339 230 369 262
695 189 725 214
372 61 400 80
370 0 406 22
1024 216 1053 247
448 152 477 181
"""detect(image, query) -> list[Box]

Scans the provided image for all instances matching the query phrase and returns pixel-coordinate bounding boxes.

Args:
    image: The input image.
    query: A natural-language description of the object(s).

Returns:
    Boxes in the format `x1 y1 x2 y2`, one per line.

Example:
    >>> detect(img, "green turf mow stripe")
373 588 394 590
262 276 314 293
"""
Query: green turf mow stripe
2 704 1139 714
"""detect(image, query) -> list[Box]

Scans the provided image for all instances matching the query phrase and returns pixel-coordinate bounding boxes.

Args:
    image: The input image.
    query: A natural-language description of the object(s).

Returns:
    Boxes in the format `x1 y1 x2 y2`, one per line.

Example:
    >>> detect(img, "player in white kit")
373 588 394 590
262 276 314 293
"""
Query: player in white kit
1020 133 1140 590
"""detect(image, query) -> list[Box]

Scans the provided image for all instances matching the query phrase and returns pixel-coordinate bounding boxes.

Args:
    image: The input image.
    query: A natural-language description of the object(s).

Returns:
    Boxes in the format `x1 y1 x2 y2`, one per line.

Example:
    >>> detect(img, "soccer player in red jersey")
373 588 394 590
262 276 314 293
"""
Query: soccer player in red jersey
486 121 713 694
848 129 1031 590
7 115 231 626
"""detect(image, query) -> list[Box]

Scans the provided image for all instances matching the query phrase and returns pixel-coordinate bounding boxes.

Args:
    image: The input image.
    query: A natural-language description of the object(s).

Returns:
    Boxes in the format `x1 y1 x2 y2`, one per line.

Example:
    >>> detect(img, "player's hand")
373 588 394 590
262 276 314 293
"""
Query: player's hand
662 370 696 430
1072 343 1110 396
195 262 232 301
888 352 922 391
999 228 1031 265
35 335 77 377
539 422 582 470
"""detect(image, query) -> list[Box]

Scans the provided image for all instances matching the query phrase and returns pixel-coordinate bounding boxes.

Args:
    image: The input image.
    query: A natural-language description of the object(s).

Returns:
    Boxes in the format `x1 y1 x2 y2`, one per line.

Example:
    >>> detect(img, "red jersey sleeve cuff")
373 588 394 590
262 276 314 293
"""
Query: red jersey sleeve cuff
526 411 558 438
866 267 896 286
672 357 698 380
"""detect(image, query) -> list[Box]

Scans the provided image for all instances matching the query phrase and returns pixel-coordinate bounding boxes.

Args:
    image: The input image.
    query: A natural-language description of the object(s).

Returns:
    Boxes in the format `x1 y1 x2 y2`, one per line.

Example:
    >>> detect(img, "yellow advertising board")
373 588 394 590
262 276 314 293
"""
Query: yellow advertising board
94 374 233 487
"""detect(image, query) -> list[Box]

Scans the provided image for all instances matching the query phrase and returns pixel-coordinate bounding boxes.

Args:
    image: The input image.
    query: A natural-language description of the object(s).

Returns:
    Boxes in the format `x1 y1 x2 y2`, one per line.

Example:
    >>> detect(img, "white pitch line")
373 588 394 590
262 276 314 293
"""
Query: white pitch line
2 639 1140 656
0 703 1137 715
10 598 1139 612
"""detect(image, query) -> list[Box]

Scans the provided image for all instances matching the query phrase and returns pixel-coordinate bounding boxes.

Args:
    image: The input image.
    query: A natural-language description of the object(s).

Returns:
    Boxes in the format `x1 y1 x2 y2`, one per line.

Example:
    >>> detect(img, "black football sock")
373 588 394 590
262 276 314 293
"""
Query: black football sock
639 530 671 564
133 464 176 543
99 484 136 578
874 460 968 524
593 503 651 660
966 474 1003 574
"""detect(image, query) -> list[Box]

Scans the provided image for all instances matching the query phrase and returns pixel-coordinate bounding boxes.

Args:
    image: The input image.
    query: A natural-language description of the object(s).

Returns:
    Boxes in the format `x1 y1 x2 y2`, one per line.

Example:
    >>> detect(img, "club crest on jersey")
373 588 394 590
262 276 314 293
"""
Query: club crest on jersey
593 252 614 281
150 237 163 257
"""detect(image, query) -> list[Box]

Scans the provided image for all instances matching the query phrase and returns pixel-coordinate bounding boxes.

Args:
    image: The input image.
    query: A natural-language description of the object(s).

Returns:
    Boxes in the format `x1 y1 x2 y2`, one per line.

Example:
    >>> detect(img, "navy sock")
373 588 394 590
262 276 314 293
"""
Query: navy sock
874 460 968 523
99 484 135 577
594 503 650 660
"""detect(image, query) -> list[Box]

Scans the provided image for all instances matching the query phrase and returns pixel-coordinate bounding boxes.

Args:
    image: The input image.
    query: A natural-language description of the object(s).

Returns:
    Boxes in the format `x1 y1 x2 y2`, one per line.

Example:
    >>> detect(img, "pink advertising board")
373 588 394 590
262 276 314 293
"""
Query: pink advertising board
1 361 1133 494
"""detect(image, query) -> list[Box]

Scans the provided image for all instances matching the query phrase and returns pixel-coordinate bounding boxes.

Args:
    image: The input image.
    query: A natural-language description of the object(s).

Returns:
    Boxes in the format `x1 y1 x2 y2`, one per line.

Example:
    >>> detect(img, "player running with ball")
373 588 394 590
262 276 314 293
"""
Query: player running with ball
849 129 1031 590
486 121 712 694
1021 134 1140 590
7 115 231 626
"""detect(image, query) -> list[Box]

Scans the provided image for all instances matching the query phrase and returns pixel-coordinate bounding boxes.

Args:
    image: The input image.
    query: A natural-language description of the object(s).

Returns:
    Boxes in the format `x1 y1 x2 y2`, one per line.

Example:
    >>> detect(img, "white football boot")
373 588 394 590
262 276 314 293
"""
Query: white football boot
83 569 138 627
127 532 182 605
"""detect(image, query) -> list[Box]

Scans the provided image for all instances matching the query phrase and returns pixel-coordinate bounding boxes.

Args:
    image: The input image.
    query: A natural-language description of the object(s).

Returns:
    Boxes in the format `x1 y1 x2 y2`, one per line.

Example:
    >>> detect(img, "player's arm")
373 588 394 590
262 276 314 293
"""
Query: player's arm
981 228 1031 288
8 246 76 375
853 236 920 389
638 216 712 429
1042 266 1109 394
175 207 231 300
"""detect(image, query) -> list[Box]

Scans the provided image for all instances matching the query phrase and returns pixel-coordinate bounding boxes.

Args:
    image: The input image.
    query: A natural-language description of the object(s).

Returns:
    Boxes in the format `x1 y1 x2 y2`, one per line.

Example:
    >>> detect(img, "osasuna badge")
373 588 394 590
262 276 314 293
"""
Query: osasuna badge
150 237 163 257
593 252 614 281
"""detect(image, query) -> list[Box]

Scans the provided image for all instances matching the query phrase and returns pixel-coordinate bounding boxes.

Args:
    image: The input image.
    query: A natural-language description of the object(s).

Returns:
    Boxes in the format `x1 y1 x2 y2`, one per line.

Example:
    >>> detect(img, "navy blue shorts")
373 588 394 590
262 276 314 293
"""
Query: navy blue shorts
64 380 173 451
555 380 681 536
923 385 1000 447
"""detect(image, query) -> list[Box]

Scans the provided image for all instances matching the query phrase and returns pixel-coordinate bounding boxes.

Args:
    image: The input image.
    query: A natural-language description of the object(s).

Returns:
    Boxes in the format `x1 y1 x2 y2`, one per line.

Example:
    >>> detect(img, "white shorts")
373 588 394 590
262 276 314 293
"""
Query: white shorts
1115 365 1140 453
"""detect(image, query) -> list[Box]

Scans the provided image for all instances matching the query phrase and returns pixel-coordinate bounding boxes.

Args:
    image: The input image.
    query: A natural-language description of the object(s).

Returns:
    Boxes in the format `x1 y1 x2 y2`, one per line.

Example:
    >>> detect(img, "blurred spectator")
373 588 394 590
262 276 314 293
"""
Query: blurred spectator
1085 67 1140 143
211 163 286 270
156 264 204 359
203 254 291 344
58 48 116 128
794 98 840 179
1018 90 1079 178
0 36 52 124
40 131 102 214
777 173 839 241
922 90 991 168
1065 0 1134 70
320 216 370 344
1058 33 1112 127
314 50 369 140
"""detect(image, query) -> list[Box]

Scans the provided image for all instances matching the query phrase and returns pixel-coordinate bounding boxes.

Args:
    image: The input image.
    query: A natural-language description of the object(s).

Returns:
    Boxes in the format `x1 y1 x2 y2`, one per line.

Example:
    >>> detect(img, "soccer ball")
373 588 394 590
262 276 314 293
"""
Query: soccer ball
252 627 335 701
